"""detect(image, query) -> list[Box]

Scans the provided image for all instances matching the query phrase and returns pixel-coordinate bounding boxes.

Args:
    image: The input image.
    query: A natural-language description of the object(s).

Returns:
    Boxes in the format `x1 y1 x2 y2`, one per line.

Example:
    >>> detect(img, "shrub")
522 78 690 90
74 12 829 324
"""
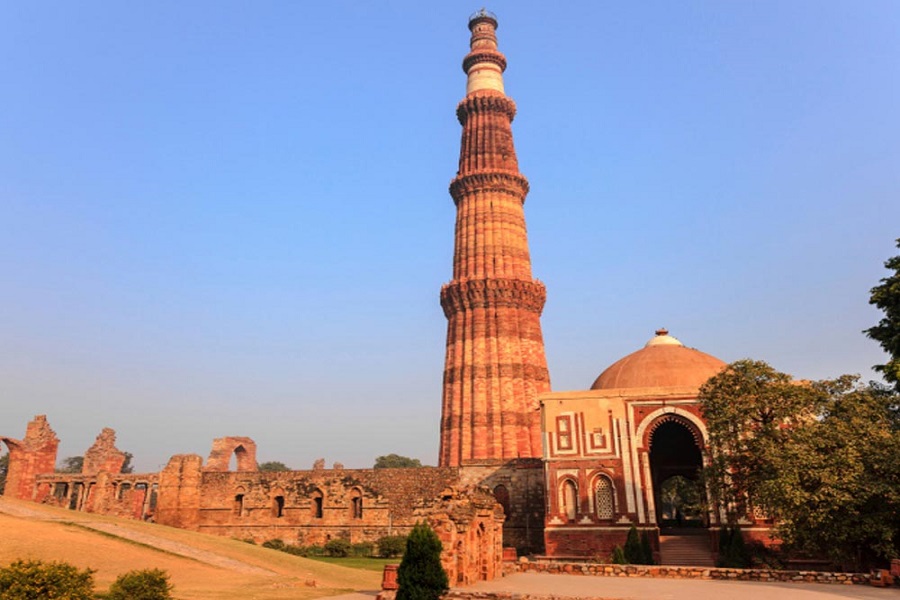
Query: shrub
377 535 407 558
611 545 628 564
0 559 95 600
640 531 654 565
396 522 448 600
324 538 352 557
716 526 750 568
351 542 375 557
623 525 642 564
262 539 287 551
106 569 173 600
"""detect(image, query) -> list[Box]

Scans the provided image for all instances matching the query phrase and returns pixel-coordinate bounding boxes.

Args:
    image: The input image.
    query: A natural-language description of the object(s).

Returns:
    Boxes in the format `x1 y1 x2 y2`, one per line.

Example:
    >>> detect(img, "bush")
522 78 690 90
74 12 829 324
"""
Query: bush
396 522 448 600
716 526 750 568
377 535 408 558
106 569 173 600
640 531 654 565
324 538 352 557
351 542 375 557
0 559 95 600
611 545 628 564
624 525 642 564
262 539 287 551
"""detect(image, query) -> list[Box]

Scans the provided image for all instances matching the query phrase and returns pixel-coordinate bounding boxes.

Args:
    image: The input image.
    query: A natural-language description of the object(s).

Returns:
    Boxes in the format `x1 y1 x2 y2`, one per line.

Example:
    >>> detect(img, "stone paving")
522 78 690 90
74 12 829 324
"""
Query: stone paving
461 572 898 600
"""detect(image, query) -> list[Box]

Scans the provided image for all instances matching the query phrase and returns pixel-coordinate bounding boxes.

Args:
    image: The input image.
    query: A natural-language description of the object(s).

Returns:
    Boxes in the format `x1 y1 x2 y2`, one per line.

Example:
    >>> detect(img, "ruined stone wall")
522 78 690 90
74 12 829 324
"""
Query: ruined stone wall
1 415 59 501
458 460 545 554
419 486 505 586
82 428 126 475
153 458 464 545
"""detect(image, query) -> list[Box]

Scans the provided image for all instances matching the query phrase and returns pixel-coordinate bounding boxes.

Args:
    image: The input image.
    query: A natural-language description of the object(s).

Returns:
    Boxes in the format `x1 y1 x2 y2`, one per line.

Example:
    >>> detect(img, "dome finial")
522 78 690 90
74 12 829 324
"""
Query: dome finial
655 327 669 337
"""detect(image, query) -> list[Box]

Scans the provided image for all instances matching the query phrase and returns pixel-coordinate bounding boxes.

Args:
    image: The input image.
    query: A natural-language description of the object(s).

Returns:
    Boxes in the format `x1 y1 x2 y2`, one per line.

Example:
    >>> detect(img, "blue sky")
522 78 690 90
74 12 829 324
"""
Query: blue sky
2 2 898 472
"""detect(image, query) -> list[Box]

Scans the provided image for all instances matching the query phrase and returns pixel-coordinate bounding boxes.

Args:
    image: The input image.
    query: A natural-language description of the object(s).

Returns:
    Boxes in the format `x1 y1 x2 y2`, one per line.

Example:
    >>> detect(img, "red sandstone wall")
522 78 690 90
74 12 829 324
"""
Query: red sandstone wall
1 415 59 501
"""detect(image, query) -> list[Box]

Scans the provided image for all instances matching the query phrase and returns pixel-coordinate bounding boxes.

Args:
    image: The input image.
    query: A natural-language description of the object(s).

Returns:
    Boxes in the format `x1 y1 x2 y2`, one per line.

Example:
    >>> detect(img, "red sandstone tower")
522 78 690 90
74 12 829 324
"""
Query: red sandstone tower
439 11 551 466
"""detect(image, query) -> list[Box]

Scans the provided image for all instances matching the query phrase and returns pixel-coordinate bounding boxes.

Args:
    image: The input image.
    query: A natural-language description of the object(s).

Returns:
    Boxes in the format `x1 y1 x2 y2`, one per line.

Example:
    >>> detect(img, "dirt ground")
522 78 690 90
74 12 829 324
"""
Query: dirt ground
0 497 380 600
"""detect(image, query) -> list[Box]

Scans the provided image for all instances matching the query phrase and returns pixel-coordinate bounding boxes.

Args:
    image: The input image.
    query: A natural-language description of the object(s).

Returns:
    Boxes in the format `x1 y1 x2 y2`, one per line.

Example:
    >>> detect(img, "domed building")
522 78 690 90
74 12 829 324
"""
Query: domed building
539 329 732 559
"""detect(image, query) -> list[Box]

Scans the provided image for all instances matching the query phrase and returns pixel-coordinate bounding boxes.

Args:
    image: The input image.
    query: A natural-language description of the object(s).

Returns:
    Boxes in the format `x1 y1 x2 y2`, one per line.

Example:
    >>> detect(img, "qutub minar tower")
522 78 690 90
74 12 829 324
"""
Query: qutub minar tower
439 11 551 467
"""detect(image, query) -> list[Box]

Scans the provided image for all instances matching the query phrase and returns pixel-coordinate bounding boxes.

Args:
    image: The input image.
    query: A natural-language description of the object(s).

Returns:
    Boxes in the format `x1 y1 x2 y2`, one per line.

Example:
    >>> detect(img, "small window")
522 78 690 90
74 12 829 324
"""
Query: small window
273 495 285 518
351 496 362 519
493 484 510 517
234 494 244 517
312 490 324 519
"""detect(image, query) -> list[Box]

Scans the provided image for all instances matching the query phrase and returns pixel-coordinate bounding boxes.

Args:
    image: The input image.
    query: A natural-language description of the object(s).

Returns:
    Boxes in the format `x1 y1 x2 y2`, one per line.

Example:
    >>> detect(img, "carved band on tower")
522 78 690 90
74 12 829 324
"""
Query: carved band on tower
439 11 551 467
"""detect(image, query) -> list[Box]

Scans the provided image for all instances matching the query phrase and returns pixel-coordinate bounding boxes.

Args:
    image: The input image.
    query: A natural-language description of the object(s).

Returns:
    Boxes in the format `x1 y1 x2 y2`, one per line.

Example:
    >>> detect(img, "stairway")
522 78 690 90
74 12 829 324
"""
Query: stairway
658 533 715 566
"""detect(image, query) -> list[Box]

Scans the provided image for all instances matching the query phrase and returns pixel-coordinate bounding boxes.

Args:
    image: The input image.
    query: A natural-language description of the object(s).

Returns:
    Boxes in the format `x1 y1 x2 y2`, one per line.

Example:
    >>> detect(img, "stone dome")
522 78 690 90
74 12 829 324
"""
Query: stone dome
590 329 726 390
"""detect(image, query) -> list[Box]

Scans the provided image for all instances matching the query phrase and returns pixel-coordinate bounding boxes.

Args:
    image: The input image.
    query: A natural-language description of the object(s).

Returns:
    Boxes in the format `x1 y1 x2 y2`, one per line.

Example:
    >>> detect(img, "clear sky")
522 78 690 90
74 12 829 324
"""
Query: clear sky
2 2 898 473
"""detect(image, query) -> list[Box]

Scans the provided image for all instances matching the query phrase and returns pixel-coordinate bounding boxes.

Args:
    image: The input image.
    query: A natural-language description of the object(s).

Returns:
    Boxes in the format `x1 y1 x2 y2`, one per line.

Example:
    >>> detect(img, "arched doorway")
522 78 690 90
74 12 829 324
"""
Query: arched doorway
648 417 704 528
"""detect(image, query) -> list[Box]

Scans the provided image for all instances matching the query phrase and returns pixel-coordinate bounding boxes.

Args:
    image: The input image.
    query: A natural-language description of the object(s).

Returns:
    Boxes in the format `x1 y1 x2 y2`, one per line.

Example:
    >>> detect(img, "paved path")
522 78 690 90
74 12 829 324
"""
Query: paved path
0 498 275 576
465 573 898 600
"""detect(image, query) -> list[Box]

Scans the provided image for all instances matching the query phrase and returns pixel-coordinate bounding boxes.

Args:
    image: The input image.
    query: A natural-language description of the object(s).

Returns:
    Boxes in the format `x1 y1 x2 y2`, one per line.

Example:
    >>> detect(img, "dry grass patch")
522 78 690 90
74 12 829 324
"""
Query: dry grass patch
0 498 380 600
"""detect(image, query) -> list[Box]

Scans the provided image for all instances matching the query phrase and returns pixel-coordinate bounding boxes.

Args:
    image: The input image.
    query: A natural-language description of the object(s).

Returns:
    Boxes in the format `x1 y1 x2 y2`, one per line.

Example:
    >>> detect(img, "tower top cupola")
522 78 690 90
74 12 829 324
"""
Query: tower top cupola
464 9 507 95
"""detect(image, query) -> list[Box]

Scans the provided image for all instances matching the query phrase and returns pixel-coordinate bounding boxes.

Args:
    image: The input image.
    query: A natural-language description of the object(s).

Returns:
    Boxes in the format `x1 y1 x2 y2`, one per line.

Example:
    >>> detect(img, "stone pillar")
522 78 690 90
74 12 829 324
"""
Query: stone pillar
155 454 203 530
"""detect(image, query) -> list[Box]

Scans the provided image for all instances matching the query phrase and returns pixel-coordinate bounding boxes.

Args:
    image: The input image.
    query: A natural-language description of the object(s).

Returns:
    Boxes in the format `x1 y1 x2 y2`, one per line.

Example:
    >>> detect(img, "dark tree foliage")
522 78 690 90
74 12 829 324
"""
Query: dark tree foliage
258 461 290 472
640 531 654 565
610 545 627 564
396 522 448 600
623 525 642 564
701 361 900 570
57 456 84 474
0 453 8 495
120 452 134 474
866 238 900 390
377 534 408 558
106 569 174 600
0 559 95 600
699 359 821 522
374 454 423 469
717 527 750 568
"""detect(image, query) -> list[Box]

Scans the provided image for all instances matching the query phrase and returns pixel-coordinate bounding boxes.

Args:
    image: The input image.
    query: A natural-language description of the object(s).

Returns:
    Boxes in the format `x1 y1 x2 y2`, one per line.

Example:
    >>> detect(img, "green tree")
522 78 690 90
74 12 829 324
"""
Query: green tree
759 376 899 569
377 534 408 558
396 522 448 600
698 359 820 522
0 453 8 495
324 538 352 557
702 362 900 570
258 461 290 472
717 527 750 568
610 545 627 564
623 525 642 564
57 456 84 474
106 569 174 600
0 559 95 600
866 238 900 390
120 452 134 474
640 531 654 565
374 454 423 469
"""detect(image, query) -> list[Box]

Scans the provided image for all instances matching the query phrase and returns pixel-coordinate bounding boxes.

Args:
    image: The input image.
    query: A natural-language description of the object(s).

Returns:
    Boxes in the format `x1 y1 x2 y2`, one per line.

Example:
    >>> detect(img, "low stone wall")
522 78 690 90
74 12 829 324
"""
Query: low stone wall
508 560 870 586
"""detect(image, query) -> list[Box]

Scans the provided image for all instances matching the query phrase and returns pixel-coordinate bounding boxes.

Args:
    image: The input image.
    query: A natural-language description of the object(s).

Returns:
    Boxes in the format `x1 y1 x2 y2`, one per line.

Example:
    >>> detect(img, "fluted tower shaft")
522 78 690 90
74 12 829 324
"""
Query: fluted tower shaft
439 12 551 467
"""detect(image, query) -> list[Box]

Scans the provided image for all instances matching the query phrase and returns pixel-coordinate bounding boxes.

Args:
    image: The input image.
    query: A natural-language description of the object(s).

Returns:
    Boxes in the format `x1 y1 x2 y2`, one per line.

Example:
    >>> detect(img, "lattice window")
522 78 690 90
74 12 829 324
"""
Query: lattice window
595 477 614 519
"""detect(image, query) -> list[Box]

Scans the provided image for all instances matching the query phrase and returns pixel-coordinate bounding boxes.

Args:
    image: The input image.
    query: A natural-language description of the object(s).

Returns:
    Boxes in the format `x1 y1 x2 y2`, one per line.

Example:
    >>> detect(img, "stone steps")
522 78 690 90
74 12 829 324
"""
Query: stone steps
659 534 715 567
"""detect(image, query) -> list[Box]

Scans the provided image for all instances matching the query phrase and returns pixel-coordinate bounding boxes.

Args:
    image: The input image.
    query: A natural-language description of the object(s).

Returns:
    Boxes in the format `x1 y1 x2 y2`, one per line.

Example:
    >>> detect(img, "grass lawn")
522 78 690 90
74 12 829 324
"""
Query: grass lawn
306 556 400 572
